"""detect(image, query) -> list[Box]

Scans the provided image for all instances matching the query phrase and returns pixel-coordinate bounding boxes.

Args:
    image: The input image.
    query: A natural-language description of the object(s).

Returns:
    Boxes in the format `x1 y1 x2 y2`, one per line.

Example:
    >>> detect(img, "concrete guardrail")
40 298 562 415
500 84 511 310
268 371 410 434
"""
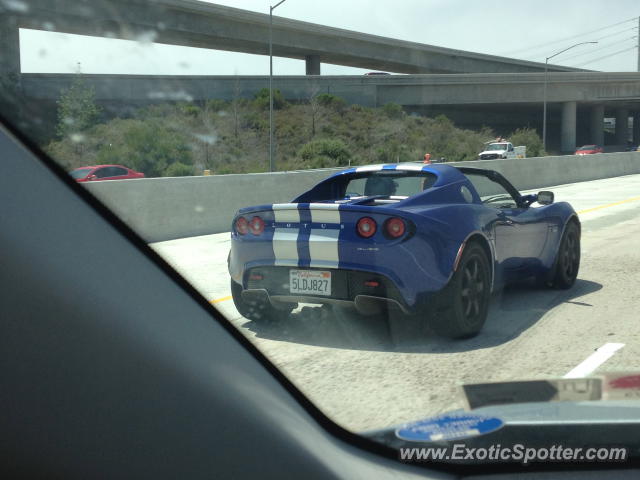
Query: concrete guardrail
84 152 640 243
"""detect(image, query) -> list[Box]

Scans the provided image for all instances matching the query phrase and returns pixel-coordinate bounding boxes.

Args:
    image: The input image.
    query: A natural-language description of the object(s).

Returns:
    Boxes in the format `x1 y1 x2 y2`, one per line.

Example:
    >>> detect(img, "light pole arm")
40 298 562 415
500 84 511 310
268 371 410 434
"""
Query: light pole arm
271 0 287 11
546 41 598 63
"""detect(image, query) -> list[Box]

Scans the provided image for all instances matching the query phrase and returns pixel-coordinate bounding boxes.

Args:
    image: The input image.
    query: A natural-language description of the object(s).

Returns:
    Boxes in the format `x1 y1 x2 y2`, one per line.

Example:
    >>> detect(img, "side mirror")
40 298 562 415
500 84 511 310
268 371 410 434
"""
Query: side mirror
537 191 554 205
87 175 97 181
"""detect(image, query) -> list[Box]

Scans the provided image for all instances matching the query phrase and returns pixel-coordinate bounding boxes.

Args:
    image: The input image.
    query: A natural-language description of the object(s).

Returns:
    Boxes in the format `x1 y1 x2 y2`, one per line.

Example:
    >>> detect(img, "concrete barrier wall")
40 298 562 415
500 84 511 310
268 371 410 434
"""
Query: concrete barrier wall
85 152 640 243
85 168 338 243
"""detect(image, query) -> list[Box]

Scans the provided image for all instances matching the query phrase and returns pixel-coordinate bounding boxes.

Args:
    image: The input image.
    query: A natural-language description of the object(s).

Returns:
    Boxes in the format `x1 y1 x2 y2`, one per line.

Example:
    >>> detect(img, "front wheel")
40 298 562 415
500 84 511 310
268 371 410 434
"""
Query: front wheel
230 279 293 323
430 243 491 339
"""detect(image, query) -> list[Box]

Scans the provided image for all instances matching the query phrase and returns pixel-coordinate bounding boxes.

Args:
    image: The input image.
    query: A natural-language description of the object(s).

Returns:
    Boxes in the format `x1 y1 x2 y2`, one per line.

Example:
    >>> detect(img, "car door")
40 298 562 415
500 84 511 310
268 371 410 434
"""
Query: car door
464 171 549 274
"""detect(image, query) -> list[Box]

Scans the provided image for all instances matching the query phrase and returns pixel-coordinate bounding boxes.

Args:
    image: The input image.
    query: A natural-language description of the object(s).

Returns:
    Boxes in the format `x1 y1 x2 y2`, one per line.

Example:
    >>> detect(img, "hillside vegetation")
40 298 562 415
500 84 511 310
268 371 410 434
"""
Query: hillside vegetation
46 81 544 176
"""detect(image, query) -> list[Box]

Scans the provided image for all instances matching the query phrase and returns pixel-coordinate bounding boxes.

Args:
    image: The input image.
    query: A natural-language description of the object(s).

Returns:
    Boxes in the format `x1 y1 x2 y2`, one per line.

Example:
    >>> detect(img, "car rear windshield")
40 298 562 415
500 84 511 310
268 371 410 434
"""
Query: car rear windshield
344 171 437 198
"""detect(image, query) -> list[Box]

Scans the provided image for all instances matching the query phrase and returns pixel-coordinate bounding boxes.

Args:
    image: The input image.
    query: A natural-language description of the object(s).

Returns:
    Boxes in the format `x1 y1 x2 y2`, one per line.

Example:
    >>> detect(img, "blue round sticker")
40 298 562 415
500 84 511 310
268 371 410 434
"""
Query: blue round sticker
395 413 504 442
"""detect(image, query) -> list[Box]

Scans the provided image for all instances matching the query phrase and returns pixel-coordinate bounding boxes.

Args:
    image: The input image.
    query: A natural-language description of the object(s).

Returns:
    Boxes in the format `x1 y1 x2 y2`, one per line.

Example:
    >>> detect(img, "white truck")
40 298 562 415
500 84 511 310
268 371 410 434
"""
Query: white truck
478 141 526 160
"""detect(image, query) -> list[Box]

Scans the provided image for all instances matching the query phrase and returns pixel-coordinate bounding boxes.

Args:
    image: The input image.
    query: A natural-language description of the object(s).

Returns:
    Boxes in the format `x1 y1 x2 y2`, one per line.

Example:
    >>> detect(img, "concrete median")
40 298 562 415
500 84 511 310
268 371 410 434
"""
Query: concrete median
84 152 640 242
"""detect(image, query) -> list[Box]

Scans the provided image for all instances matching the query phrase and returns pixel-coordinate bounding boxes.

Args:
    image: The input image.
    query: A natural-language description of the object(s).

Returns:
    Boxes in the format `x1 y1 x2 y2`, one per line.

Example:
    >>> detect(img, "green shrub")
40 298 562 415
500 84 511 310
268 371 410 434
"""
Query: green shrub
252 88 287 110
382 103 404 119
179 103 201 117
205 99 229 112
299 138 351 167
164 162 194 177
316 93 346 110
94 119 192 177
509 127 545 157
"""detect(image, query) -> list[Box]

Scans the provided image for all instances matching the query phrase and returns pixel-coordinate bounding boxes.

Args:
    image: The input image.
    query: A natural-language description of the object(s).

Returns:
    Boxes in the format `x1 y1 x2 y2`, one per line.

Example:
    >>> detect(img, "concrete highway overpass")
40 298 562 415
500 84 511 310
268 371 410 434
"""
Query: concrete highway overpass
21 72 640 152
1 0 585 78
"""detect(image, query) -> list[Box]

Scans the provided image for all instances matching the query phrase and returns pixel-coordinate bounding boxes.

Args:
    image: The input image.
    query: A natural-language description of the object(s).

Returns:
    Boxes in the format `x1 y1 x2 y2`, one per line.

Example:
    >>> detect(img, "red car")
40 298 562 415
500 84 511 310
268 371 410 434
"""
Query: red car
70 165 145 182
575 145 604 155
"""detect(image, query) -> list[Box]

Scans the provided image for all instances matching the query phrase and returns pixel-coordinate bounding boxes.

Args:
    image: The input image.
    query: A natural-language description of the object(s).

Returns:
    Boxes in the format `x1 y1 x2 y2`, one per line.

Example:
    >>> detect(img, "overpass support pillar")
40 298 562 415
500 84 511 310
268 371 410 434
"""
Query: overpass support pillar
615 108 629 145
590 105 605 146
632 112 640 145
305 55 320 75
561 101 577 153
0 15 21 91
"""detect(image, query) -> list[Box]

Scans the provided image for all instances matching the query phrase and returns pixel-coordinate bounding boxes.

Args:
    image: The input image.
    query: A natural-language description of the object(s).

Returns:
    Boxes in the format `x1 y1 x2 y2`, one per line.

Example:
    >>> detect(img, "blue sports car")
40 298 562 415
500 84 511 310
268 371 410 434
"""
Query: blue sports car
228 163 580 338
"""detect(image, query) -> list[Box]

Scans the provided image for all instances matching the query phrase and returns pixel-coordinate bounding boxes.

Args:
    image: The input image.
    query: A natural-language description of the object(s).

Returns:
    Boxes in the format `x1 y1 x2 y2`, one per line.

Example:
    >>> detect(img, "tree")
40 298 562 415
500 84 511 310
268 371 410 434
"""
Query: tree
231 76 242 140
509 127 545 157
307 83 322 137
94 119 192 177
56 75 101 140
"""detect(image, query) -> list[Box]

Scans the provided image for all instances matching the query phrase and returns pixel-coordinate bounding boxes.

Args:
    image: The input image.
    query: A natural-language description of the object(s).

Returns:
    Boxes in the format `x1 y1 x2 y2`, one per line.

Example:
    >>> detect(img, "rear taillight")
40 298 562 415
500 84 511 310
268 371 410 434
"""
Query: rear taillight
356 217 377 238
249 216 265 236
235 217 249 235
385 217 405 238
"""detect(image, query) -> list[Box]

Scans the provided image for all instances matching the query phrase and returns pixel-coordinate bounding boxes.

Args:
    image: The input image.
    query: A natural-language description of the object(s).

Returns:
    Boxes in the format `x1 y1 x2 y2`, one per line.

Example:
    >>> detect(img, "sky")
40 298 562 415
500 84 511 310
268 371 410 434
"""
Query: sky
20 0 640 75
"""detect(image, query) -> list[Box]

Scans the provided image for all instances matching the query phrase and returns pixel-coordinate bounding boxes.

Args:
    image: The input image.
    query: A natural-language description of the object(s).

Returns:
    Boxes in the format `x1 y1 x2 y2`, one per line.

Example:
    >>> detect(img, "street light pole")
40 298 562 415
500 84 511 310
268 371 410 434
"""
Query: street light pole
269 0 287 172
542 41 597 153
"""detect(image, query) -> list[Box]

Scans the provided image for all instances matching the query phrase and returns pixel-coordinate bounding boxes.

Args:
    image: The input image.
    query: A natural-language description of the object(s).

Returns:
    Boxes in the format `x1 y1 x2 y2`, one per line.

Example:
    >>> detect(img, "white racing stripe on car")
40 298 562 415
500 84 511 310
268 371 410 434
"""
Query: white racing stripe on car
308 203 341 210
396 164 425 171
273 204 301 224
273 203 299 209
308 229 340 265
310 207 341 225
355 165 385 172
273 205 301 265
308 205 341 266
273 229 300 265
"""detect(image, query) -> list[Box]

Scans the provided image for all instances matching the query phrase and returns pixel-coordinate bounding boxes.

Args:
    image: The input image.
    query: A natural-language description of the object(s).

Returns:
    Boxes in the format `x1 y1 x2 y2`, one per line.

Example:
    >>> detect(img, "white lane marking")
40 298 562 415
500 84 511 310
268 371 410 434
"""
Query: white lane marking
563 343 625 379
308 228 340 264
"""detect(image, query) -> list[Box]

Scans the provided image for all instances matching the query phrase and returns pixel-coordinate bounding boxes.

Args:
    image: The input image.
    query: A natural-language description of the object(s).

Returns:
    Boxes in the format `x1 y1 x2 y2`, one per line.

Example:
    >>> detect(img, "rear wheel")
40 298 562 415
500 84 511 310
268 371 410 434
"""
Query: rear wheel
551 222 580 289
230 279 293 323
430 243 491 339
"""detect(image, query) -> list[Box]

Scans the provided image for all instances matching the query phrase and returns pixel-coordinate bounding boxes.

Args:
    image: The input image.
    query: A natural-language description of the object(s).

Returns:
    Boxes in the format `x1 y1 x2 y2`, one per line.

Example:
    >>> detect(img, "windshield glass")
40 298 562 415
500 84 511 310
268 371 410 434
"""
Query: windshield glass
69 168 93 179
486 143 508 151
3 0 640 470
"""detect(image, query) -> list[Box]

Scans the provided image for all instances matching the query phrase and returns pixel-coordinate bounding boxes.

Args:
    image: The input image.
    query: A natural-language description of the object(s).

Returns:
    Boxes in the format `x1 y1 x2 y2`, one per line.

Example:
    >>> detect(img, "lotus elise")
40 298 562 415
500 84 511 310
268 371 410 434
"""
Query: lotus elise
228 164 580 338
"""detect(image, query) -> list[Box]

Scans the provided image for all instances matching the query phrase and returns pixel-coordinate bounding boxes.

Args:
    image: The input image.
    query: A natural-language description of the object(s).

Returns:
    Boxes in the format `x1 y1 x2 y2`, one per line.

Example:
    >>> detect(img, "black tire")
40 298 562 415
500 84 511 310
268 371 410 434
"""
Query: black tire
551 221 580 289
230 279 293 323
430 243 491 339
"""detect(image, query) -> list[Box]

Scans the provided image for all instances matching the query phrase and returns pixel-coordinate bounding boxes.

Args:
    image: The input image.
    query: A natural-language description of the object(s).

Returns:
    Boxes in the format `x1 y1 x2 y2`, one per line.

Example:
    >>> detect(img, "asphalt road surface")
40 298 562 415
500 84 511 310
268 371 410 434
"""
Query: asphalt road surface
151 174 640 432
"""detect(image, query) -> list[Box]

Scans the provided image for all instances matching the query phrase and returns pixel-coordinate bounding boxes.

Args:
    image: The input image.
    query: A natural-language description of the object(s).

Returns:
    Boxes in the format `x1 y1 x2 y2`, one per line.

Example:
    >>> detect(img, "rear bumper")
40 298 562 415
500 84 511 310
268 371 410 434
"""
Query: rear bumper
240 266 417 315
242 289 409 315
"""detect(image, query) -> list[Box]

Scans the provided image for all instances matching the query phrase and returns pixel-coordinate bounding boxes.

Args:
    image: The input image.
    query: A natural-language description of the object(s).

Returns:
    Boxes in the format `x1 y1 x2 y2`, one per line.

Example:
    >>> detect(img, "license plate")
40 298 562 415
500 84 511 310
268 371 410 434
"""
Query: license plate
289 270 331 296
